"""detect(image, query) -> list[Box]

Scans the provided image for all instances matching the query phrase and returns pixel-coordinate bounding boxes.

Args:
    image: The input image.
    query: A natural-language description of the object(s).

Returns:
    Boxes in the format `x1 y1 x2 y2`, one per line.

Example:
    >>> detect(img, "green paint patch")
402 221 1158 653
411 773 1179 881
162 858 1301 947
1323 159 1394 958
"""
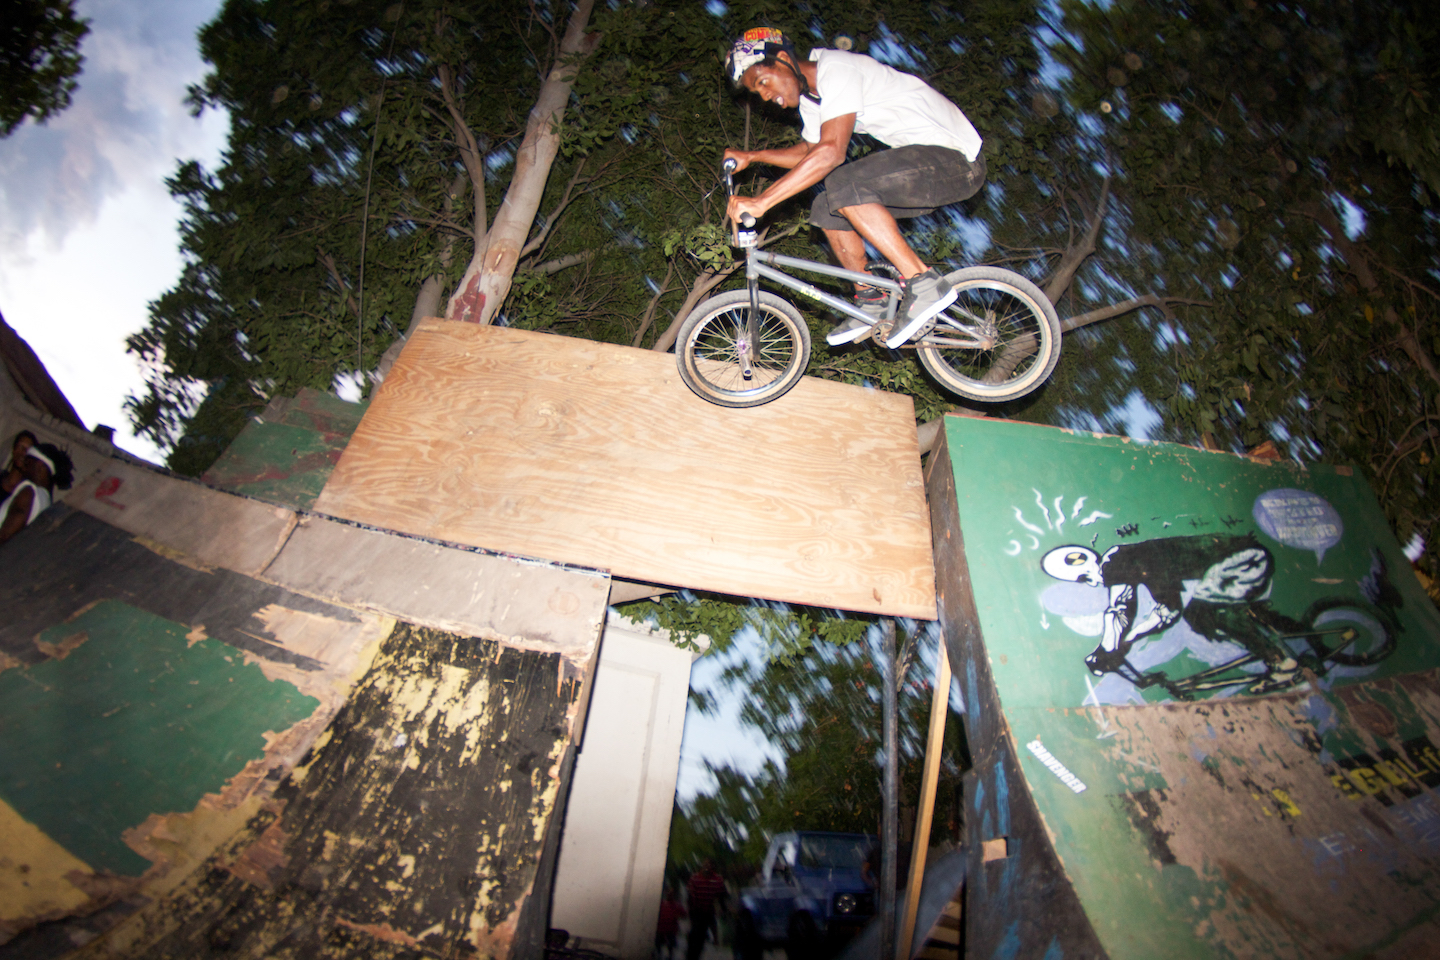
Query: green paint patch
0 600 318 875
202 388 366 510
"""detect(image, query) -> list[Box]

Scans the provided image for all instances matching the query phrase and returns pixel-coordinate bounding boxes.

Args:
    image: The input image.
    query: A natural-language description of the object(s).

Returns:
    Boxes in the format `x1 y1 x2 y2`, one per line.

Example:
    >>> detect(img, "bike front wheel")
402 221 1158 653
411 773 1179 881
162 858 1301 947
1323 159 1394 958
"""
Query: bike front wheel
676 290 811 408
1304 600 1396 667
916 266 1061 402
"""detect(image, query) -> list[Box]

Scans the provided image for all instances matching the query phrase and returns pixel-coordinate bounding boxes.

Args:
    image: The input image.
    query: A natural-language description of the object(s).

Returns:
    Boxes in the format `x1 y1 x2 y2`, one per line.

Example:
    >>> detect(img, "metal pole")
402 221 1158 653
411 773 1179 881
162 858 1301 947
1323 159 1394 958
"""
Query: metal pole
898 636 953 959
880 619 898 960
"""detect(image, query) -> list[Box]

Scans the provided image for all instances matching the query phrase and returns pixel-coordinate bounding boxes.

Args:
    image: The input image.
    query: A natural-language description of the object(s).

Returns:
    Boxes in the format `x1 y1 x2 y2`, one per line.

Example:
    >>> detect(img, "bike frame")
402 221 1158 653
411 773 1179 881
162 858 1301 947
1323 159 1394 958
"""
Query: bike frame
1111 614 1383 700
746 249 901 325
722 164 992 379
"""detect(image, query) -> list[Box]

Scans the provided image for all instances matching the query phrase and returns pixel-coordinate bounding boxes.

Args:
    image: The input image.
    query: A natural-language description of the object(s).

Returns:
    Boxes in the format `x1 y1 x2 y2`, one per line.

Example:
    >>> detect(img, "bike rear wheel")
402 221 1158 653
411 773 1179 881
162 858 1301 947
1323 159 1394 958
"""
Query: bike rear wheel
676 290 811 407
916 266 1061 402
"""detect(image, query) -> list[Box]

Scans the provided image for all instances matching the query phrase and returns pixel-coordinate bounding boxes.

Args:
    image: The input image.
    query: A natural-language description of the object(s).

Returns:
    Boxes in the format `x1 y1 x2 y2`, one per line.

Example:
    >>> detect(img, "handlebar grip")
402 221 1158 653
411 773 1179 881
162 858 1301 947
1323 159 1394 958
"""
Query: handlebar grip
739 213 756 228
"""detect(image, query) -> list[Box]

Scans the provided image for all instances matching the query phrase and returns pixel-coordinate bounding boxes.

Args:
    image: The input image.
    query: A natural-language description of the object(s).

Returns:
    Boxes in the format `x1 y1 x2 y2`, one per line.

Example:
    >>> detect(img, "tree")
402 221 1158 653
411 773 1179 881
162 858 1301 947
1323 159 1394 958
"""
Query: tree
127 0 750 471
1033 0 1440 566
0 0 88 137
127 0 619 471
659 619 964 873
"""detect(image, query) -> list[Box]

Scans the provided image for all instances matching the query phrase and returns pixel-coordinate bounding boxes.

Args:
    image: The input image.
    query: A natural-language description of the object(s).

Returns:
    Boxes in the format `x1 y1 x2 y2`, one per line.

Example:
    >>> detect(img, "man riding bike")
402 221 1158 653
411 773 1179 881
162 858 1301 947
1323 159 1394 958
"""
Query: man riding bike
721 27 986 348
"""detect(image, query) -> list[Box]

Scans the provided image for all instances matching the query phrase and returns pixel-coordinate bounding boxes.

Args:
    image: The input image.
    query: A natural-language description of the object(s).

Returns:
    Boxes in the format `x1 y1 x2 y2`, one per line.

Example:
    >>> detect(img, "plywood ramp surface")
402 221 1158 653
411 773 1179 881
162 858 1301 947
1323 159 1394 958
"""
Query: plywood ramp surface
314 321 935 618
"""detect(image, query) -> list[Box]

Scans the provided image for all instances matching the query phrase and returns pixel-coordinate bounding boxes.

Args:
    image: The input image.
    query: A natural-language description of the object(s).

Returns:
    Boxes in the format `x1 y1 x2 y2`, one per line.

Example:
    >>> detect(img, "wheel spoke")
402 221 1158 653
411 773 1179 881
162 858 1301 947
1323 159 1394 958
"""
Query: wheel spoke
677 291 810 407
916 267 1061 402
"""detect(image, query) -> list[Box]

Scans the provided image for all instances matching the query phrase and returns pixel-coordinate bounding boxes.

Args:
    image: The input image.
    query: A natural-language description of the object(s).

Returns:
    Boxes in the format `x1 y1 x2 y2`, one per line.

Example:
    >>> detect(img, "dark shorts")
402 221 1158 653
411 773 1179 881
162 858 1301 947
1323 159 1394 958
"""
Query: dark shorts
810 144 986 231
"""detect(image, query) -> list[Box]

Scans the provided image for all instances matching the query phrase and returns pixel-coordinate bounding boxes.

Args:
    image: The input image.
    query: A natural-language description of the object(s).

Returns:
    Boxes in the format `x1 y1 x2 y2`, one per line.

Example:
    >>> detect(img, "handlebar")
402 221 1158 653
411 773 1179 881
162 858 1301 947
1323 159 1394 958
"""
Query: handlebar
721 159 755 227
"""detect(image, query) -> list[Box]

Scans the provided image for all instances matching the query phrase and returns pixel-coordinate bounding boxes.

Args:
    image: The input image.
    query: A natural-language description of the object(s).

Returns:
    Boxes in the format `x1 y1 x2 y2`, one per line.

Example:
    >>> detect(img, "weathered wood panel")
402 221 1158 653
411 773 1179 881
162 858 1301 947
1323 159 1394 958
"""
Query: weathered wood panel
264 514 608 660
0 506 389 948
931 415 1440 958
68 460 297 577
313 321 935 619
74 623 584 960
1 458 606 958
201 388 367 511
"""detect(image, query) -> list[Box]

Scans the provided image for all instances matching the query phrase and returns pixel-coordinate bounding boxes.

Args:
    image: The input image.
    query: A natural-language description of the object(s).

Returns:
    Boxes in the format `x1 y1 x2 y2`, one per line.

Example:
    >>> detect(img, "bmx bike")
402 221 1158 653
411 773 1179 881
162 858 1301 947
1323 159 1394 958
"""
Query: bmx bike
674 162 1063 408
1099 596 1398 701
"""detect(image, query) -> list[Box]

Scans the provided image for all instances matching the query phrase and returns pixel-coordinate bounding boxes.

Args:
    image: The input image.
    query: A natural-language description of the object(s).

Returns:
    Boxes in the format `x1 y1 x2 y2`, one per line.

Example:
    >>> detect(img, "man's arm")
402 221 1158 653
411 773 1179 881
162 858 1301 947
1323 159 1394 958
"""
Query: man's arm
726 113 855 223
0 487 33 543
723 142 812 173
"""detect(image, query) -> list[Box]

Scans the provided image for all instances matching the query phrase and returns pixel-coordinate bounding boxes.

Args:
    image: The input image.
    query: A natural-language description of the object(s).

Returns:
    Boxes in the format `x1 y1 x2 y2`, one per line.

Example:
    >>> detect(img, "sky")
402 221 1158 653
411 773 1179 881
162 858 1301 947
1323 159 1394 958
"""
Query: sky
0 0 229 464
675 628 784 801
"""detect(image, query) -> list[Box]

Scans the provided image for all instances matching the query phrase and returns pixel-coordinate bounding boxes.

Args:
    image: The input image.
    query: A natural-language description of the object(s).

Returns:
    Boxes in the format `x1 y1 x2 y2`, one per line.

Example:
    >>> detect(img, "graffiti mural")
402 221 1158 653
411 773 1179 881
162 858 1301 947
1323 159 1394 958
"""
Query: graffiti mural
936 417 1440 959
1040 532 1400 701
942 422 1440 709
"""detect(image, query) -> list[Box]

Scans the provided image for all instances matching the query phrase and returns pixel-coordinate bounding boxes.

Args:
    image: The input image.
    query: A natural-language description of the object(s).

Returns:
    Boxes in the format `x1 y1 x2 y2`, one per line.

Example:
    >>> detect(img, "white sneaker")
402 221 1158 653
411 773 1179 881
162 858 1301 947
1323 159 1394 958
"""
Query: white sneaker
885 269 956 348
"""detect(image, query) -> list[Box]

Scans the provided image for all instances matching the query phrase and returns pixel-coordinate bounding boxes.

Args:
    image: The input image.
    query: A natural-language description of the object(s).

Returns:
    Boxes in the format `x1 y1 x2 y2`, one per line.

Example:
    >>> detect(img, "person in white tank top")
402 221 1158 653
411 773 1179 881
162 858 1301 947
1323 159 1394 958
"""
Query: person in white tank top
0 443 74 544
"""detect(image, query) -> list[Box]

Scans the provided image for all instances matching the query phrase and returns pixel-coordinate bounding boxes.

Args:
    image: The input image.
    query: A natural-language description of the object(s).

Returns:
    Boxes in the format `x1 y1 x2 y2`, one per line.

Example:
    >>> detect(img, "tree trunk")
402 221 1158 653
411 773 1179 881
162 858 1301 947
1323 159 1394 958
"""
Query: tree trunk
374 273 447 382
445 0 602 325
374 172 469 383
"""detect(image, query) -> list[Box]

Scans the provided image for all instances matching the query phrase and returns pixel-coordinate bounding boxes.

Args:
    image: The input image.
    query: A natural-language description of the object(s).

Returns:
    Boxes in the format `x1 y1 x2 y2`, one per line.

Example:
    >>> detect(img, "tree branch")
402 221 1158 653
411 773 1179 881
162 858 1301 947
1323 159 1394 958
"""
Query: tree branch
530 247 606 275
521 157 589 259
632 260 676 347
1043 174 1110 304
1304 199 1440 386
317 246 360 317
437 63 488 248
1061 294 1209 334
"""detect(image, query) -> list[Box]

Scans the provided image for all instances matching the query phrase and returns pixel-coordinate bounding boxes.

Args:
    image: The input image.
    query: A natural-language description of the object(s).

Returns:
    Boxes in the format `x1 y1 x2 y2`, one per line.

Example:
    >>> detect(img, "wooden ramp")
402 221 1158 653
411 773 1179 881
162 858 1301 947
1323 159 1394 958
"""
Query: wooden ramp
928 416 1440 958
314 321 936 619
0 460 608 957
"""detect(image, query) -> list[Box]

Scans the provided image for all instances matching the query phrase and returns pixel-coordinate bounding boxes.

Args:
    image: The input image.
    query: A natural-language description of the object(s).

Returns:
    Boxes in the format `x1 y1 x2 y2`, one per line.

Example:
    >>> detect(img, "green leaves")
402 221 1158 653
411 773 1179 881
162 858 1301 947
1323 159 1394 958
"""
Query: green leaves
0 0 90 137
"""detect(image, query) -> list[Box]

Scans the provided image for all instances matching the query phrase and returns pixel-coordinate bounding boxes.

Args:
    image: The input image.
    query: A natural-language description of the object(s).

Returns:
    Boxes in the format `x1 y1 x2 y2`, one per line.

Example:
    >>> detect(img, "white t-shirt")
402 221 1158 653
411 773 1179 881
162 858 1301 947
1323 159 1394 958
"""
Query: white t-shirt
799 49 982 162
1 480 50 527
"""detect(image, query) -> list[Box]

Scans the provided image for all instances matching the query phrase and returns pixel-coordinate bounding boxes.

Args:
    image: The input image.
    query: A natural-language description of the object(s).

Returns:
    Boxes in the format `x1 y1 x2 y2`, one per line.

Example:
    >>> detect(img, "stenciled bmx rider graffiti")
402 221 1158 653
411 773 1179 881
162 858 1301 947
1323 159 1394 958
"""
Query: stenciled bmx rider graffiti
1042 534 1401 699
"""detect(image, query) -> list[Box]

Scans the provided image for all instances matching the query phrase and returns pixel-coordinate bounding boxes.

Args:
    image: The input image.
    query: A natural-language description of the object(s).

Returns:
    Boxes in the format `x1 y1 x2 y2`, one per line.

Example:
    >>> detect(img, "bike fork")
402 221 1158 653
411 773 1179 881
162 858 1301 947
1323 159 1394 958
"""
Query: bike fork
739 271 761 381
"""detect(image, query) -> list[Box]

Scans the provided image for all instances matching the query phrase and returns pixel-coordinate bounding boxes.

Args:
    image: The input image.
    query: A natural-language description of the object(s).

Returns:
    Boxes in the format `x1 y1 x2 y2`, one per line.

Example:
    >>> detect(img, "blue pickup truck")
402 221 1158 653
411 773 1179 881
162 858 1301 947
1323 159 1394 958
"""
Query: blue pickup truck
733 832 876 960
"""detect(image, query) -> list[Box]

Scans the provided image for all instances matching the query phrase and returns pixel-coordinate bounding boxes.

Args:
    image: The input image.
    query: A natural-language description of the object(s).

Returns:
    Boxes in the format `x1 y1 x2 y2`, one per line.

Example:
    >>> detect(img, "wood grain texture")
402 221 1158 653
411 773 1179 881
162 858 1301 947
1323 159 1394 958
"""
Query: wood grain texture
314 321 936 618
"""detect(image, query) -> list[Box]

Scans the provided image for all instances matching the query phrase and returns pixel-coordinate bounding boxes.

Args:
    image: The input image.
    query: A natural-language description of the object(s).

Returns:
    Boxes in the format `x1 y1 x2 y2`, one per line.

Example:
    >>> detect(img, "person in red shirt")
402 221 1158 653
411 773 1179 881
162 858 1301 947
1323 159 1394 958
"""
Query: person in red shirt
685 860 728 960
655 886 687 960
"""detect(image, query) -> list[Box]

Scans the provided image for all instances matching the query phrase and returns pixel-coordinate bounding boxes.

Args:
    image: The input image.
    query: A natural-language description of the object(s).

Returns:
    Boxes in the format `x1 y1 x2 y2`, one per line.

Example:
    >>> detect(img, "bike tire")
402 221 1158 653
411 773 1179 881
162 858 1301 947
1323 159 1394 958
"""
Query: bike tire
916 266 1062 402
676 290 811 408
1303 599 1396 667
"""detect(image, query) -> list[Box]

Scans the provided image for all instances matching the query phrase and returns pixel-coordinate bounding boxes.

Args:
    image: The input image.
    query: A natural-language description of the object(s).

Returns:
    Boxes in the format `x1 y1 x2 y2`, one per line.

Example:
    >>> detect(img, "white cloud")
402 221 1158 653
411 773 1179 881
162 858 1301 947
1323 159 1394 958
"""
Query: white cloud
0 0 229 462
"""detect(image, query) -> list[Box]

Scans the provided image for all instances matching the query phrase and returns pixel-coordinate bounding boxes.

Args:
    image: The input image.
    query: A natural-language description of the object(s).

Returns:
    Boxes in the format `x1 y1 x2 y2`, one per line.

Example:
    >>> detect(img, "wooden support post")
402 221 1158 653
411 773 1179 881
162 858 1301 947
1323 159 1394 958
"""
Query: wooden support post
879 619 898 960
897 638 953 959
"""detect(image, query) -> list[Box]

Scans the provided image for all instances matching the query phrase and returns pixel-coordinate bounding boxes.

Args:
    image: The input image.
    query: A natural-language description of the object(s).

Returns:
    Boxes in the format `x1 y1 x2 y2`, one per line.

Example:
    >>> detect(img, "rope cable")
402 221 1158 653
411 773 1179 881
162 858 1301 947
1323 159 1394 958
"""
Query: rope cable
356 7 403 392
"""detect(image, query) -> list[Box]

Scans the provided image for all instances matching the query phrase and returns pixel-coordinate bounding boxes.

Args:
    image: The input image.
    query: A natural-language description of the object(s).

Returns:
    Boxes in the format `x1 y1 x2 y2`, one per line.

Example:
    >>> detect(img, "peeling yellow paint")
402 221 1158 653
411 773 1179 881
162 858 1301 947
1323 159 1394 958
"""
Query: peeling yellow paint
124 795 265 900
0 797 93 924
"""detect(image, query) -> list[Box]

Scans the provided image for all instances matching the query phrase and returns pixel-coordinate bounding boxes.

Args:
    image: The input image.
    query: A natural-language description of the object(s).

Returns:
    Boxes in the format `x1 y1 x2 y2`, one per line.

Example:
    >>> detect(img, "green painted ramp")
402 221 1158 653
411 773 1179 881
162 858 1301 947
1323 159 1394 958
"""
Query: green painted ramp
201 387 367 509
927 417 1440 959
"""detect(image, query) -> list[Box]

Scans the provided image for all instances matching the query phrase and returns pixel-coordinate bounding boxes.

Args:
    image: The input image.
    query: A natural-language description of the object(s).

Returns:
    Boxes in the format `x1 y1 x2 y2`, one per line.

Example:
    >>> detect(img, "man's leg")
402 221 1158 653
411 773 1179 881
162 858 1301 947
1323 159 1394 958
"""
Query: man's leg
822 224 871 275
819 225 890 345
686 909 713 960
830 204 926 279
832 202 954 346
815 146 982 346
